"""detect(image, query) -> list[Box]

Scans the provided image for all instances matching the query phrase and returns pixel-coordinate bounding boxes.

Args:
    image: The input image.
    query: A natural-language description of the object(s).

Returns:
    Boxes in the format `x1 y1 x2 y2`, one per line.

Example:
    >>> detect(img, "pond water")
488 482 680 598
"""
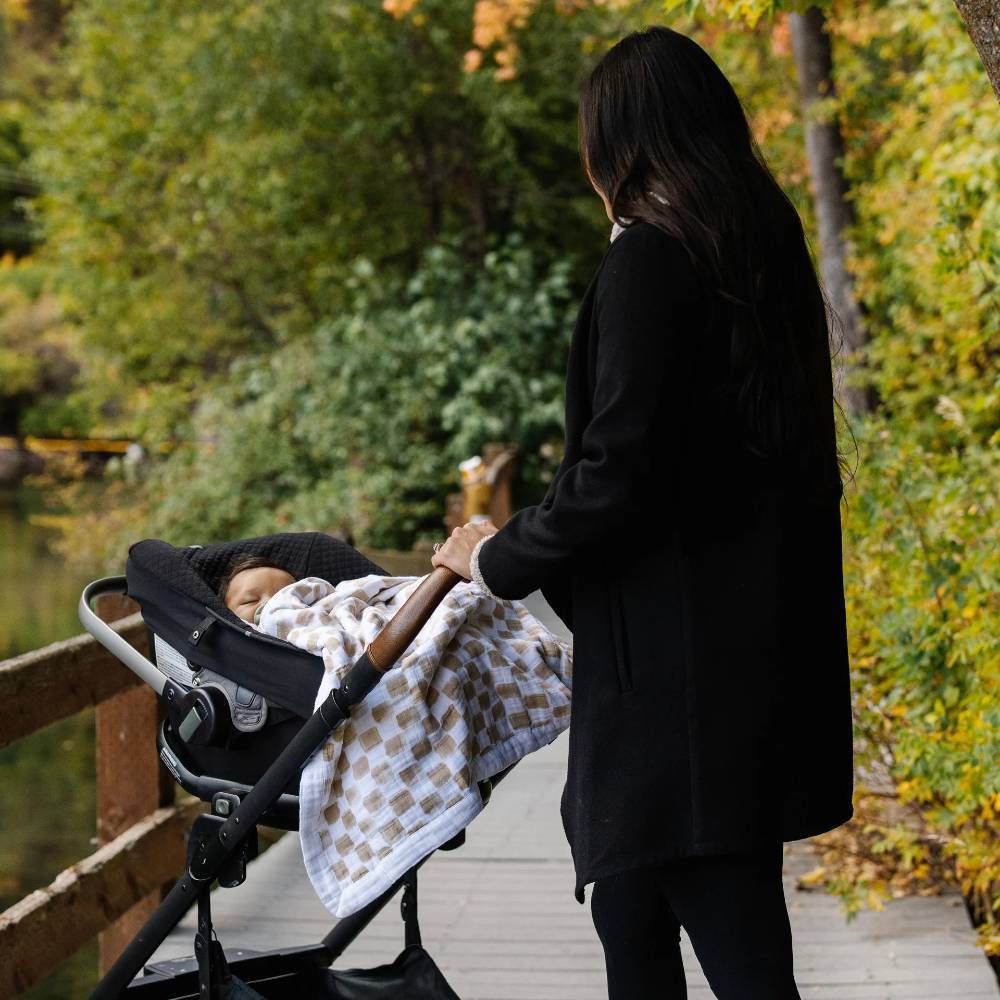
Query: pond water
0 487 103 997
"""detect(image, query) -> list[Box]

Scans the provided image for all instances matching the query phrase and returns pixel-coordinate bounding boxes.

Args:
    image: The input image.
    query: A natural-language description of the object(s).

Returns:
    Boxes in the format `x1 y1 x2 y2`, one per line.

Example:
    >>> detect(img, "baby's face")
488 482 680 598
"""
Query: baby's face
225 566 297 623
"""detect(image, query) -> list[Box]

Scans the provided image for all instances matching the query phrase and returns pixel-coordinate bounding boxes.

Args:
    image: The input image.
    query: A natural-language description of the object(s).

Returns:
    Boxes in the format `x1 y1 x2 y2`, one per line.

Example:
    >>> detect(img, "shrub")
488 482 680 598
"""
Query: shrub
143 232 578 549
820 412 1000 952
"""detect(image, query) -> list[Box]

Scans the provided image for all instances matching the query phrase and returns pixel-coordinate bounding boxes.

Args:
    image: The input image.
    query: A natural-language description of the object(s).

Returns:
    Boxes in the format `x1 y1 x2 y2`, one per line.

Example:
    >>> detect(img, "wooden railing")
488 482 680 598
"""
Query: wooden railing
0 435 135 455
0 598 203 999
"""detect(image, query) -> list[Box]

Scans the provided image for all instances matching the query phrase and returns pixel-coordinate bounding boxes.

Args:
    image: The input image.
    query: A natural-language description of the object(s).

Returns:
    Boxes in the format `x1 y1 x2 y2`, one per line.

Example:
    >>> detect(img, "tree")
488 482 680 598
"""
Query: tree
953 1 1000 101
789 6 874 416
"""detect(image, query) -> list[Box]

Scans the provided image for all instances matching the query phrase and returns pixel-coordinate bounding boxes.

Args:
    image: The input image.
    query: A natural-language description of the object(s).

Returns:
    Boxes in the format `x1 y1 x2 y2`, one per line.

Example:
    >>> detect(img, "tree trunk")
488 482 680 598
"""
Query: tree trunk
953 1 1000 102
789 7 876 417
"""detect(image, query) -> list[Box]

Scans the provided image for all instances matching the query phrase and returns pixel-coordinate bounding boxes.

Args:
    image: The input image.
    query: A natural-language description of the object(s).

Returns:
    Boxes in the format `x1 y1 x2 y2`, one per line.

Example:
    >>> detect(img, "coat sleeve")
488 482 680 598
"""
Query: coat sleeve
476 224 691 600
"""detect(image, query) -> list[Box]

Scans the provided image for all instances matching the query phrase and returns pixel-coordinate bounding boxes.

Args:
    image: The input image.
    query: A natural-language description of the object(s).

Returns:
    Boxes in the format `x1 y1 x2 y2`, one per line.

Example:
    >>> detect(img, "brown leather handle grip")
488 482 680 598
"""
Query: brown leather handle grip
365 566 463 674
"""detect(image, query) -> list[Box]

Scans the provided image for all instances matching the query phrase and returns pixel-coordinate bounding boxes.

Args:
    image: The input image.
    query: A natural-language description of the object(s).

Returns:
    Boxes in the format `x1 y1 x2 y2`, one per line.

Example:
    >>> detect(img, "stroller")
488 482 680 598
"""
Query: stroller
80 531 513 999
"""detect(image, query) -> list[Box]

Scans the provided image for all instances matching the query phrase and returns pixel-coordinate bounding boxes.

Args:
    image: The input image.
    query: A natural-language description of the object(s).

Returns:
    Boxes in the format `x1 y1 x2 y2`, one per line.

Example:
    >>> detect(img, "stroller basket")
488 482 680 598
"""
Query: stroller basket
79 532 508 999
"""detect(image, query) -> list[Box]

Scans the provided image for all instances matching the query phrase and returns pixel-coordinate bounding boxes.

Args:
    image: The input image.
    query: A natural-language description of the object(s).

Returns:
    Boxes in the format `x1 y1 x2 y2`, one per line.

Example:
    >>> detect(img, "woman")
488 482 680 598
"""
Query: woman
432 24 854 1000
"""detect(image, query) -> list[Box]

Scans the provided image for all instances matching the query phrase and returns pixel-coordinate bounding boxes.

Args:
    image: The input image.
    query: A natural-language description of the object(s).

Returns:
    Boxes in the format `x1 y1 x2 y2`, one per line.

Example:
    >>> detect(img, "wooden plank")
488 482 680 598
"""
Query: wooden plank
0 613 147 749
95 595 175 975
0 800 203 999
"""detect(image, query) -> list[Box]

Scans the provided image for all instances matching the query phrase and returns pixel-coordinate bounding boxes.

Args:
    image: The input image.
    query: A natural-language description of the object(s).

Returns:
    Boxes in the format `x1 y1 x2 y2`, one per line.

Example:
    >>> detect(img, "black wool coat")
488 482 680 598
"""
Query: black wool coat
476 219 855 903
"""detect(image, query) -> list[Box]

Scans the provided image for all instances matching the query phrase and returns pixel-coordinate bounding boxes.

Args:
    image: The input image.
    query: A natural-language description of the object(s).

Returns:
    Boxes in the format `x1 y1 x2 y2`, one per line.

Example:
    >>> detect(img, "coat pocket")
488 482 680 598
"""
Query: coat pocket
608 579 633 694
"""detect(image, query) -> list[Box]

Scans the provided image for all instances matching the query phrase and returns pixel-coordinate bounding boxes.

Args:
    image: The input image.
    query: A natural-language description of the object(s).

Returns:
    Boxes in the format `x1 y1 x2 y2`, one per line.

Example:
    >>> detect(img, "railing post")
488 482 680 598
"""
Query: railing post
482 442 516 528
94 594 174 975
450 443 517 535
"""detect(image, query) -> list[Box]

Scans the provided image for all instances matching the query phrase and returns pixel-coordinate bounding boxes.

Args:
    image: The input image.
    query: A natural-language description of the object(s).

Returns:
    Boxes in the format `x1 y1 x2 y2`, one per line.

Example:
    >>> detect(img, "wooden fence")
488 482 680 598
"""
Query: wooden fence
0 598 203 999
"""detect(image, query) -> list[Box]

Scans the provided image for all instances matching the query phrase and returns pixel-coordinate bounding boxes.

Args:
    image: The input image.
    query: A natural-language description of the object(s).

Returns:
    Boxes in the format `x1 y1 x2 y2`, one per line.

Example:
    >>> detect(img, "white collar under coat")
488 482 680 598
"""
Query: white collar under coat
609 190 669 242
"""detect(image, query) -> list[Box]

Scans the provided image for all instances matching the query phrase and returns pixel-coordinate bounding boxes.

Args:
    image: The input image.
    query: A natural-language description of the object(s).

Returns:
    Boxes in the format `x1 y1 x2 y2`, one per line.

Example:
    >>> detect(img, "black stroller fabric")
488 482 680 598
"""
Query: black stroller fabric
322 945 461 999
219 978 268 999
214 946 460 999
126 532 387 719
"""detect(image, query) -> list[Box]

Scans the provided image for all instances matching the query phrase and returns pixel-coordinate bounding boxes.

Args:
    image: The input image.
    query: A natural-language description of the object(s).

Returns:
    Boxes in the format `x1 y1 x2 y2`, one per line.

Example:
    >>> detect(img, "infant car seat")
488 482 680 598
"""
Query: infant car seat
125 532 386 825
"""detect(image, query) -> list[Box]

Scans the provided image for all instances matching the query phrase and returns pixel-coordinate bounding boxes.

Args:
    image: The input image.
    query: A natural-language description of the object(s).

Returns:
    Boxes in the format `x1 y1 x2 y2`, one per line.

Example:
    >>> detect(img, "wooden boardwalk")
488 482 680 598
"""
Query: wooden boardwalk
152 595 996 999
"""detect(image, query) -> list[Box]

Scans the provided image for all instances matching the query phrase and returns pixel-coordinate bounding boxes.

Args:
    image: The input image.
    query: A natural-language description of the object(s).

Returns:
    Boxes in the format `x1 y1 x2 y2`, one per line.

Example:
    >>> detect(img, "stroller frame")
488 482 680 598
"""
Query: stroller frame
81 564 499 999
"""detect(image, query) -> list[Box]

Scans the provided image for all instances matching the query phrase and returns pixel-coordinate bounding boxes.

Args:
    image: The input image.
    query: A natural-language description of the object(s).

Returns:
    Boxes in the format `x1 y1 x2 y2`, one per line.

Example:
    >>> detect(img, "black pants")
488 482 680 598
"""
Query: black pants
589 841 800 999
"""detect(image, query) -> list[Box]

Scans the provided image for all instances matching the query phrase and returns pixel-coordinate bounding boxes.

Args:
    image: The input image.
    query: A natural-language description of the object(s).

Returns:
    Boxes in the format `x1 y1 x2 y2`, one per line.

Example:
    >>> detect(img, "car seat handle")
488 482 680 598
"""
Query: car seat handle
364 566 463 673
79 576 167 695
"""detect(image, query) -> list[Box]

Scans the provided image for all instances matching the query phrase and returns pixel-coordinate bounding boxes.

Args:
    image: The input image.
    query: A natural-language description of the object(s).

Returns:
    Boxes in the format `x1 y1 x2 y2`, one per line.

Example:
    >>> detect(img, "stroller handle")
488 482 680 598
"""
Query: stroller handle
365 566 462 672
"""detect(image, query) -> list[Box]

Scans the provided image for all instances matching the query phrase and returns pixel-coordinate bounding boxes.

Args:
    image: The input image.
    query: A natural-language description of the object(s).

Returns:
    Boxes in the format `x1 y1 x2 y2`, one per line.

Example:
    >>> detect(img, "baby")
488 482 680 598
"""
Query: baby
219 556 297 625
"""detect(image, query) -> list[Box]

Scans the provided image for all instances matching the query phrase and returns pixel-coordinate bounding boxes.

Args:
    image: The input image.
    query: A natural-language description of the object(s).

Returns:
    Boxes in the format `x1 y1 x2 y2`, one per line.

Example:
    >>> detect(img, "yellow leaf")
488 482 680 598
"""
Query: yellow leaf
798 866 827 886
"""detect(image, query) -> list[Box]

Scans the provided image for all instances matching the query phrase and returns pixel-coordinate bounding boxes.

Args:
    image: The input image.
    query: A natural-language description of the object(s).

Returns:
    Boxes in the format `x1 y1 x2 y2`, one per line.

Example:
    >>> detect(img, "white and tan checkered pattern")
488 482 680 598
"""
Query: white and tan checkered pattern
258 574 573 918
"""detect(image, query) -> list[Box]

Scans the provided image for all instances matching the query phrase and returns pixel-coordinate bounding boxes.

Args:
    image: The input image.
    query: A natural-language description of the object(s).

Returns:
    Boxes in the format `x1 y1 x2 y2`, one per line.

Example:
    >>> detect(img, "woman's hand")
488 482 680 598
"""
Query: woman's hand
431 520 498 581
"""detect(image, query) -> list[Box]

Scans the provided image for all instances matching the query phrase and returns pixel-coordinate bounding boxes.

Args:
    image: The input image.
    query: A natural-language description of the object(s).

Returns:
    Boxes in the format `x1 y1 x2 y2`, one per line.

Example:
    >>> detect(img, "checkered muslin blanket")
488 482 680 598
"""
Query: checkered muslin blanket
257 574 573 917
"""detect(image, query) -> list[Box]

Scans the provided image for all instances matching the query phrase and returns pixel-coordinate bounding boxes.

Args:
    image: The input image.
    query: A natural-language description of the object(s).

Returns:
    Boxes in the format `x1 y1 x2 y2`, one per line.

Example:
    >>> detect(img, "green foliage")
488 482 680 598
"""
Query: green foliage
835 0 1000 448
813 0 999 947
144 233 577 548
0 261 90 437
663 0 828 29
841 414 999 950
1 0 62 256
24 0 609 441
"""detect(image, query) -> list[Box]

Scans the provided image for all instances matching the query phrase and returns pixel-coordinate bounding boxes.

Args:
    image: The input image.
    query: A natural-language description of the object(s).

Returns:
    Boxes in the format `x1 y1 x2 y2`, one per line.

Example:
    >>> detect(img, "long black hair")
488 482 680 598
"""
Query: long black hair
579 25 849 490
